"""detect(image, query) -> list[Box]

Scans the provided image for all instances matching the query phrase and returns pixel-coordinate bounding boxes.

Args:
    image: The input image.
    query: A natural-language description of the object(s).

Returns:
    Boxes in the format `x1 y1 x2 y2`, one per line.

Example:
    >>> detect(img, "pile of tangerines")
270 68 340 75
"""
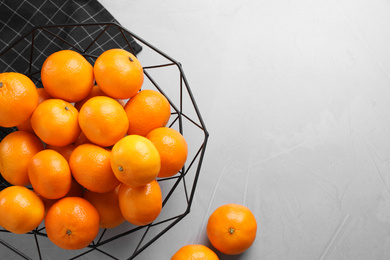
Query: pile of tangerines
0 48 257 259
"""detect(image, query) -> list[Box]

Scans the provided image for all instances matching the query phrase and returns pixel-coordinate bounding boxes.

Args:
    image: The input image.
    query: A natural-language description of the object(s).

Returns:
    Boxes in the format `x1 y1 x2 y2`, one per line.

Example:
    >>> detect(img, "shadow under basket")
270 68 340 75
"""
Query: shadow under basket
0 23 209 260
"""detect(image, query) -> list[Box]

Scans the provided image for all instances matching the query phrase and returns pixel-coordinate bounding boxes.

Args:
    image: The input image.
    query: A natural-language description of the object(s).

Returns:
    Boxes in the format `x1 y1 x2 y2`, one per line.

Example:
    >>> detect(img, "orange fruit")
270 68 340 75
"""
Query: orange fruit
17 88 52 134
94 48 144 99
207 204 257 255
74 84 127 110
41 50 94 102
69 143 120 193
28 149 72 199
45 197 99 250
146 127 188 178
118 180 162 226
78 96 129 147
31 99 81 147
111 135 160 187
0 131 44 186
0 72 39 127
124 89 171 136
171 244 219 260
46 143 77 162
0 186 45 234
83 187 125 229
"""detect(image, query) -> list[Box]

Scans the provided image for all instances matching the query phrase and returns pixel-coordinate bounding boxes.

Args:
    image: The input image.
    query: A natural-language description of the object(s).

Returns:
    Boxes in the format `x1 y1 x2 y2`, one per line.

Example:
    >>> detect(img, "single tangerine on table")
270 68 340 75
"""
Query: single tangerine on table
118 180 162 226
0 72 39 127
30 99 81 147
28 149 72 200
69 143 121 193
17 88 52 134
0 130 44 186
0 186 45 234
94 48 144 99
171 244 219 260
124 89 171 136
207 203 257 255
146 127 188 178
45 197 99 250
41 50 94 102
83 186 125 229
78 96 129 147
110 135 160 188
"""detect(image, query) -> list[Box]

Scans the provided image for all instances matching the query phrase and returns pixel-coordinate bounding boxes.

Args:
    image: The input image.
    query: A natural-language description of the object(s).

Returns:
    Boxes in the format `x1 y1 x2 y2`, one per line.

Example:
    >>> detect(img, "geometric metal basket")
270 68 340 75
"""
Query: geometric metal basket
0 22 209 260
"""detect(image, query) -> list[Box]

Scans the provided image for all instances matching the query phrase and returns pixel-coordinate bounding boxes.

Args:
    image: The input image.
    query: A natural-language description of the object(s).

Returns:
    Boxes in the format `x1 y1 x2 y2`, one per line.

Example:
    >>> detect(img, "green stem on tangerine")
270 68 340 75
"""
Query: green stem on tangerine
229 228 235 234
0 82 3 88
118 166 124 171
66 230 72 235
65 106 69 111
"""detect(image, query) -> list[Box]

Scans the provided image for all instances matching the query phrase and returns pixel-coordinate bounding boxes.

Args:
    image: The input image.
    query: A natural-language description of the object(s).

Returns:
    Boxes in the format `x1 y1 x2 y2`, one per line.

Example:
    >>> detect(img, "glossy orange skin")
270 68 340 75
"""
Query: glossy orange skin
124 89 171 136
69 143 120 193
17 88 52 134
94 48 144 99
0 186 45 234
207 204 257 255
45 197 100 250
31 99 81 147
0 72 39 127
118 180 162 226
83 187 125 229
78 96 129 147
0 131 44 186
111 135 161 187
171 244 219 260
147 127 188 178
41 50 94 102
28 149 72 199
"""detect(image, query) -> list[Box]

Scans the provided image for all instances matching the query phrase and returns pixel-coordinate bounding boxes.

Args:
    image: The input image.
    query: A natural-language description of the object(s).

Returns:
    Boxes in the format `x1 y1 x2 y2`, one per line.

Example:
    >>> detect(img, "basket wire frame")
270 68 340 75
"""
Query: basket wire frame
0 22 209 260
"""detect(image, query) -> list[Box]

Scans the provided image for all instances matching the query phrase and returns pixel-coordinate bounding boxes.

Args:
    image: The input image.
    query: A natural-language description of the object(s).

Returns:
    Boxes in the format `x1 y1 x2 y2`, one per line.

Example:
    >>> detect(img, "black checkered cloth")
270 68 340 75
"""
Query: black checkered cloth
0 0 143 189
0 0 142 55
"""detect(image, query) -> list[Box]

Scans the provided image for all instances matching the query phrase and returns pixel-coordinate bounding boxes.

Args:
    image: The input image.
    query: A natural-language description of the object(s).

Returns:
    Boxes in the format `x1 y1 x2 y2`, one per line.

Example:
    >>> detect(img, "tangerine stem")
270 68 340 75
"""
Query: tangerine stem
118 166 123 171
229 228 235 234
0 82 2 88
66 230 72 235
129 57 133 62
65 106 69 111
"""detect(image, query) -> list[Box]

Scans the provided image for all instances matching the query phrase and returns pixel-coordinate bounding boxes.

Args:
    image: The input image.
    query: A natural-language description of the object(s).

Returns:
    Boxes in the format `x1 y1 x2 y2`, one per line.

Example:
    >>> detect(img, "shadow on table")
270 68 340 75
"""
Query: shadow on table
204 239 248 259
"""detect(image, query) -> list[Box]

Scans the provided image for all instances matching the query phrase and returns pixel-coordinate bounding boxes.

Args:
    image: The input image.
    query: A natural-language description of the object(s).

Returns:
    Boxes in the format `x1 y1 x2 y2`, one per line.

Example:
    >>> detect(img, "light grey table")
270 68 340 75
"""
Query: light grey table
3 0 390 259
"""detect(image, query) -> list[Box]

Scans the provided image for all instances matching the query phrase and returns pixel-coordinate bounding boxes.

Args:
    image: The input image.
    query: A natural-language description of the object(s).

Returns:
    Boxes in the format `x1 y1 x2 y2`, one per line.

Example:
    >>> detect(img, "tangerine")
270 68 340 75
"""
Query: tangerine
111 135 160 187
41 50 94 102
69 143 120 193
94 48 144 99
207 204 257 255
171 244 219 260
31 99 81 147
0 72 39 127
83 187 125 229
0 186 45 234
28 149 72 199
0 130 44 186
78 96 128 147
147 127 188 178
118 180 162 226
124 89 171 136
45 197 99 250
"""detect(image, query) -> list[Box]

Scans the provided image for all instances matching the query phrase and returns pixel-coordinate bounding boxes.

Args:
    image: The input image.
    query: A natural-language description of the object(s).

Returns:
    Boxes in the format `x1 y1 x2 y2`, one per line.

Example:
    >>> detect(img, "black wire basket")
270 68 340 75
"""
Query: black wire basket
0 23 209 260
